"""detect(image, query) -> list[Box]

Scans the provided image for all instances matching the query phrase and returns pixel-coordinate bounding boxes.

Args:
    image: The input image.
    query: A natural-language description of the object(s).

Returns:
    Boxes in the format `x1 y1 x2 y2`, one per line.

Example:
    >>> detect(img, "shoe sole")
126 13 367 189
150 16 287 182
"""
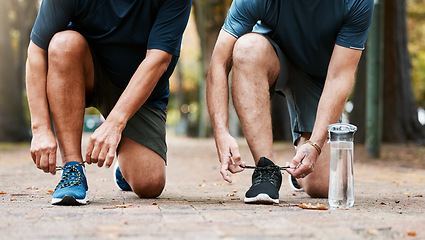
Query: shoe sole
52 194 89 205
112 161 121 190
113 161 132 191
288 174 304 191
244 193 279 204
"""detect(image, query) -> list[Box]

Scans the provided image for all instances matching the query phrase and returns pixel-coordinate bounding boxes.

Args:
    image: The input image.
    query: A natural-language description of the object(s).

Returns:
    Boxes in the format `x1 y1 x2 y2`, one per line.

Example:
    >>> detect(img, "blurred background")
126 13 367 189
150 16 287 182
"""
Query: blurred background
0 0 424 158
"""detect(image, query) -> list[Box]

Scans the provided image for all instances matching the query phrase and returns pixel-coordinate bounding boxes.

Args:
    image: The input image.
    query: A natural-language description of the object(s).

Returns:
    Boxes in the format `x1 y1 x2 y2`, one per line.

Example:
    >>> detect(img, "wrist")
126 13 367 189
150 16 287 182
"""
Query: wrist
213 127 230 139
309 130 328 148
31 124 52 134
105 112 127 132
306 139 321 155
212 123 229 135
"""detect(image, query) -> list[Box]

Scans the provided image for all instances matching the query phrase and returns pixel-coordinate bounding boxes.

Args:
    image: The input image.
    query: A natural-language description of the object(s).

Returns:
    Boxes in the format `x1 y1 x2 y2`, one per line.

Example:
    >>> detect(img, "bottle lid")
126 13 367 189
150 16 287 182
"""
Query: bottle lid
328 123 357 142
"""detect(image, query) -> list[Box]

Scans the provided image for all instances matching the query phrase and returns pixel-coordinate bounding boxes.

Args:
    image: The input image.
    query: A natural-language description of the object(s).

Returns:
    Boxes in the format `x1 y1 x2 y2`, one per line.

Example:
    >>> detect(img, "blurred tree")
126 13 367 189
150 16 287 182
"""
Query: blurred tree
0 0 37 142
192 0 231 137
351 54 367 144
382 0 425 143
352 0 425 144
407 0 425 107
271 95 292 142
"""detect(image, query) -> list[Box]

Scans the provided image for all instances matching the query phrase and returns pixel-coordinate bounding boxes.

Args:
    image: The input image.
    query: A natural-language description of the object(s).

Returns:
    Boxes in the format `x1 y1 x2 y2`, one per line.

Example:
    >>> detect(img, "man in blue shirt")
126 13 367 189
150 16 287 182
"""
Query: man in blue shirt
207 0 373 204
26 0 191 205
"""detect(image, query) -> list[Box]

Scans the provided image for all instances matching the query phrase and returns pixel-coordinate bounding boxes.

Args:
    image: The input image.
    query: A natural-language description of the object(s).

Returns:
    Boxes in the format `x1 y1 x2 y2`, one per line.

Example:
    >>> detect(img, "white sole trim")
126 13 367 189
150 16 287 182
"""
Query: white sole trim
113 161 120 190
288 174 304 191
51 193 89 205
244 193 279 204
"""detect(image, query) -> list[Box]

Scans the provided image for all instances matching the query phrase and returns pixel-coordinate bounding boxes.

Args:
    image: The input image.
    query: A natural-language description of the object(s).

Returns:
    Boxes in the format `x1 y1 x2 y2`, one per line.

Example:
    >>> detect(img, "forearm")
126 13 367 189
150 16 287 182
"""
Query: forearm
106 50 172 130
207 63 231 136
25 42 51 133
207 30 237 137
310 77 354 147
310 45 361 148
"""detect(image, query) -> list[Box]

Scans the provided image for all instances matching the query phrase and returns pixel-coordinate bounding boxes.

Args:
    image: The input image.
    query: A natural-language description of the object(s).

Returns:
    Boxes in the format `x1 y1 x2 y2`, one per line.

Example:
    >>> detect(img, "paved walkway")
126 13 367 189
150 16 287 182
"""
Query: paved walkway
1 134 424 239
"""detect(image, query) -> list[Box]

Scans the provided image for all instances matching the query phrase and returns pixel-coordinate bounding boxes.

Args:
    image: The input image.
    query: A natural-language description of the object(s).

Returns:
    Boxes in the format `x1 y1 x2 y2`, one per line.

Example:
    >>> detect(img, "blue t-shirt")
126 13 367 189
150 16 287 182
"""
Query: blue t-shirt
30 0 192 109
223 0 374 82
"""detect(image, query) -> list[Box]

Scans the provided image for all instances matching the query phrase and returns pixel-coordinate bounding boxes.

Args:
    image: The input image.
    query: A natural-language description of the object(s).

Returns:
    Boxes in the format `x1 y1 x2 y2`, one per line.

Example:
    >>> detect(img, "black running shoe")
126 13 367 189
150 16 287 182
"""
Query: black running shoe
244 157 282 204
288 174 304 191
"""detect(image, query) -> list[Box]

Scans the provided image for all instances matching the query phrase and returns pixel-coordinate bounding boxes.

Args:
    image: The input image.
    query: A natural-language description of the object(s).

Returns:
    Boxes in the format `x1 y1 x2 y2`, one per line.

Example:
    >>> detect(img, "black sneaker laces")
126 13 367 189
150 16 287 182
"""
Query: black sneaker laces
241 165 289 170
242 165 285 186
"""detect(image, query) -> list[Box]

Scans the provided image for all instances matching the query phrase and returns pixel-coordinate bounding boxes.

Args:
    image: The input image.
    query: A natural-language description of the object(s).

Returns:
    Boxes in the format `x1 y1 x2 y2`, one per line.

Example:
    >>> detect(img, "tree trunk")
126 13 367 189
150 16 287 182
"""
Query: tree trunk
271 95 292 141
382 0 425 144
351 0 425 145
0 0 31 142
193 0 231 137
351 51 367 143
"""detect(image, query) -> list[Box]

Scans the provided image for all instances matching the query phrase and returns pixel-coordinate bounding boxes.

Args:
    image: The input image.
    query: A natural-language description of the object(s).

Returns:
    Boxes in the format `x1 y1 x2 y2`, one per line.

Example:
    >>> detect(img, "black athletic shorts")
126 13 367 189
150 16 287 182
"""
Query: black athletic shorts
87 50 167 162
265 35 325 144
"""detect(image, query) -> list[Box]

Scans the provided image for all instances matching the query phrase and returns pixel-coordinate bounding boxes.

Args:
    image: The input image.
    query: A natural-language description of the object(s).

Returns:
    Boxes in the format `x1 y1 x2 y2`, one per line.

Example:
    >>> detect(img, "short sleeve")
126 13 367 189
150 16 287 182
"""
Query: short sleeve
222 0 269 38
30 0 75 50
147 0 192 57
336 0 374 50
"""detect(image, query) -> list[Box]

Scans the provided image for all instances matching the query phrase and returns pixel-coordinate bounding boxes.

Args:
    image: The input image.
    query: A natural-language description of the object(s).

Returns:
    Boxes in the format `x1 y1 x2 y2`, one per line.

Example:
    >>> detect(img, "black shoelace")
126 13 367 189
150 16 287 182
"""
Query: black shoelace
241 165 289 170
242 165 285 186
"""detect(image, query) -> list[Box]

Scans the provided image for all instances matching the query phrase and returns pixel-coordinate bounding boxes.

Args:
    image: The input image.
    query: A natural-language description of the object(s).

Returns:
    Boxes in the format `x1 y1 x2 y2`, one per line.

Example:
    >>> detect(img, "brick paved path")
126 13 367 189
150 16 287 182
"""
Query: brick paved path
1 134 424 239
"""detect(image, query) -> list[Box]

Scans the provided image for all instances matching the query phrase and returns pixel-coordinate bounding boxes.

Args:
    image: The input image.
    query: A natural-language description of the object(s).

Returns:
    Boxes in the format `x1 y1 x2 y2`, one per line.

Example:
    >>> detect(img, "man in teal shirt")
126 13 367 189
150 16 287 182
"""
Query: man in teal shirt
207 0 373 204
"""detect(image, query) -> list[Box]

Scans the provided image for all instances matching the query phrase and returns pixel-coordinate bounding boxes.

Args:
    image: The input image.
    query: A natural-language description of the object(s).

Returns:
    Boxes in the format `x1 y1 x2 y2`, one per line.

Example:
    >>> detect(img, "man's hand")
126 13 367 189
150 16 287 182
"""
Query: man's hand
215 132 245 183
30 130 58 175
286 143 319 178
85 120 122 168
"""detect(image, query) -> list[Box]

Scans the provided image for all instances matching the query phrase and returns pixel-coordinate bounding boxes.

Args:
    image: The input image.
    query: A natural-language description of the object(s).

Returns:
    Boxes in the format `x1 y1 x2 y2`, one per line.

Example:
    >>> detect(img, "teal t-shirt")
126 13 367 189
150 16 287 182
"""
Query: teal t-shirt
223 0 374 82
31 0 192 109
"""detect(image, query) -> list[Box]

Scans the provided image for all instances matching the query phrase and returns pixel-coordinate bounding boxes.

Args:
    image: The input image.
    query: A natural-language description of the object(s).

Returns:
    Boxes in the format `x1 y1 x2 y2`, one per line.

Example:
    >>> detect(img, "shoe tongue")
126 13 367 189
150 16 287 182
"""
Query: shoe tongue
63 161 83 171
64 161 81 166
257 157 275 167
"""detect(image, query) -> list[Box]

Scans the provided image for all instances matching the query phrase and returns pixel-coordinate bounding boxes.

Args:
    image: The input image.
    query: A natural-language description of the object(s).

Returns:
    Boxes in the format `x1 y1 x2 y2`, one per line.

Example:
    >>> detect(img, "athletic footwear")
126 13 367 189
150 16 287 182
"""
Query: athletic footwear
288 174 304 191
113 161 132 191
52 161 88 205
244 157 282 204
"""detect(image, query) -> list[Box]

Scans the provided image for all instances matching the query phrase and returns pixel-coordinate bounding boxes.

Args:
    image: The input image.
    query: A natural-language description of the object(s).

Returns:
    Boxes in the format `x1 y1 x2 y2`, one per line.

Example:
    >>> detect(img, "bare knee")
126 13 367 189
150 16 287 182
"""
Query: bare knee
298 170 329 198
232 33 279 88
117 137 166 198
48 30 88 62
131 175 166 198
233 33 270 66
302 181 328 198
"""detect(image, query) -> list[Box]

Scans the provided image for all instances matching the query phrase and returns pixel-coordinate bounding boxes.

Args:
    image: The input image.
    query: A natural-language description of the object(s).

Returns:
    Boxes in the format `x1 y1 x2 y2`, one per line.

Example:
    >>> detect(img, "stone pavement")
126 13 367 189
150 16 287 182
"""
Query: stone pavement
1 134 424 239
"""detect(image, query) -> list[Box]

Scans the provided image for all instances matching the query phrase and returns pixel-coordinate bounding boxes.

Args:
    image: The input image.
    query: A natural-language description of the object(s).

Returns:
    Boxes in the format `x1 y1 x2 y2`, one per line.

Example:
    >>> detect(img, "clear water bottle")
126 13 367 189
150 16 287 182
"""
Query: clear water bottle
328 123 357 208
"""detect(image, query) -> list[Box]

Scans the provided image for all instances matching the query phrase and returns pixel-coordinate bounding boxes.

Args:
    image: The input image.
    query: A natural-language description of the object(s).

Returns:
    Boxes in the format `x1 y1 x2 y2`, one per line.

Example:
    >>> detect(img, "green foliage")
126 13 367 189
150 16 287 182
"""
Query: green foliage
407 0 425 107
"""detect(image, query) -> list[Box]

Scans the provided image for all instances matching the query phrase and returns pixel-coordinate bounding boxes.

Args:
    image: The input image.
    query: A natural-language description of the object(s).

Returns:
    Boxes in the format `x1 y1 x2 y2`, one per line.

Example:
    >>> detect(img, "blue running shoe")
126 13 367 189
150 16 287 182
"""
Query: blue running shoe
52 161 88 205
113 161 132 191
